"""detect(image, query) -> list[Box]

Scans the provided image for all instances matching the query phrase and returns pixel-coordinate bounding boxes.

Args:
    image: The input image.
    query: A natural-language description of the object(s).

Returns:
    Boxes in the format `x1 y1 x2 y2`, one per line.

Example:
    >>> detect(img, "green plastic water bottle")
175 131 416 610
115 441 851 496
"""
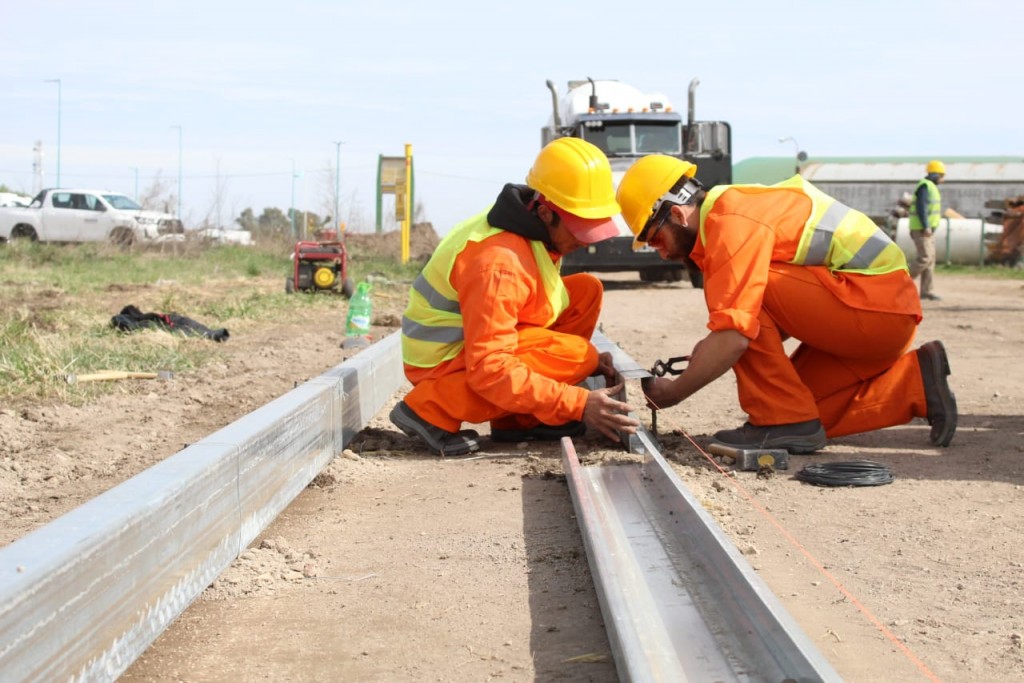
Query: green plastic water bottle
345 282 373 337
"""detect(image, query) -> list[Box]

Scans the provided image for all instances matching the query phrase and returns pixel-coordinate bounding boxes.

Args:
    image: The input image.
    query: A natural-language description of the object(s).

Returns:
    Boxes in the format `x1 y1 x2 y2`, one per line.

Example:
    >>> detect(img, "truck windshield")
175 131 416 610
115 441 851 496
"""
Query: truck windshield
582 121 682 156
584 122 633 155
636 122 682 155
103 194 142 211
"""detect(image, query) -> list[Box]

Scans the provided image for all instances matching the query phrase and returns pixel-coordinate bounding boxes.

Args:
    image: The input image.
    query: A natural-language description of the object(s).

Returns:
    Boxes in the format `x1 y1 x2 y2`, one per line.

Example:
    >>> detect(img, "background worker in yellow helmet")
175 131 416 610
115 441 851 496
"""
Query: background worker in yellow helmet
617 155 958 452
909 160 947 301
390 137 640 455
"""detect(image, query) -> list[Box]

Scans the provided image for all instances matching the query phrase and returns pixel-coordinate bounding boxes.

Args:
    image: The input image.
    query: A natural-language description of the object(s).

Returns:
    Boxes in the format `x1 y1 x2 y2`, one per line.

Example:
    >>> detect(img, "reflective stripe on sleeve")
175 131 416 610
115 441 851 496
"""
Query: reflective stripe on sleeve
402 316 465 344
412 274 461 314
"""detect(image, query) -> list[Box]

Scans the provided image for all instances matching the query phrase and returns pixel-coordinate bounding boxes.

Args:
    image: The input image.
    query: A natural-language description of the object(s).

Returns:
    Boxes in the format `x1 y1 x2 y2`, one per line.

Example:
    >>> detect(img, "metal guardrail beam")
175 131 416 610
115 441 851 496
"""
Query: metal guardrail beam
0 334 403 682
563 346 843 681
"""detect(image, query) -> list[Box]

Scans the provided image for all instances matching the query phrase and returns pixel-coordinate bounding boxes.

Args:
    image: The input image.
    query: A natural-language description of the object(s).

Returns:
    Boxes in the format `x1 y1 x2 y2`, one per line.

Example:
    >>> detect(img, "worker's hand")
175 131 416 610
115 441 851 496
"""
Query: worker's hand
643 330 747 409
583 384 639 443
641 376 679 410
923 228 933 237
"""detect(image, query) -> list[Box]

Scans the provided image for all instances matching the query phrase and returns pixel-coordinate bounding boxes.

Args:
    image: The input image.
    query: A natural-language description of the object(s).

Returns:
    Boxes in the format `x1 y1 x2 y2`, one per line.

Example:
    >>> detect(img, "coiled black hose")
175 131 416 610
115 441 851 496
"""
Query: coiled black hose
794 460 895 487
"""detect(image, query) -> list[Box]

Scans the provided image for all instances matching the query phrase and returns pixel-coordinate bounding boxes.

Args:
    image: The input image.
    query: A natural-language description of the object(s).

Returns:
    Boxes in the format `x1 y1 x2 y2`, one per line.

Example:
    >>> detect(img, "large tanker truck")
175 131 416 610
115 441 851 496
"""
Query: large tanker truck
542 77 731 285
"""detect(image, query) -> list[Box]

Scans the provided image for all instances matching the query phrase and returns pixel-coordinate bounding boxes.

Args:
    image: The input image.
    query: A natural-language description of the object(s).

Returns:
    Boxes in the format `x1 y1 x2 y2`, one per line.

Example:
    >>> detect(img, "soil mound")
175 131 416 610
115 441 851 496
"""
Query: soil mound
343 222 440 262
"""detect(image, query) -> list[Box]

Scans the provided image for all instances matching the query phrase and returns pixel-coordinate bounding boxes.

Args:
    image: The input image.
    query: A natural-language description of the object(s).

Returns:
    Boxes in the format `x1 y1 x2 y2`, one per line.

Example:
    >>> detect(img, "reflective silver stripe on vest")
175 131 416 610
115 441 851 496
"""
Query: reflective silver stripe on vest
803 198 893 270
804 199 851 264
843 229 892 270
402 315 465 344
412 273 461 314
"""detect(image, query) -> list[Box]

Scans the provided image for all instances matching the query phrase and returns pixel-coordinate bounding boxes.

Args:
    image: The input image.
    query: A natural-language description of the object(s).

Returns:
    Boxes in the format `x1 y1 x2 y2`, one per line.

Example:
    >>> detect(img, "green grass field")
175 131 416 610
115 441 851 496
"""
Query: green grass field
0 239 418 403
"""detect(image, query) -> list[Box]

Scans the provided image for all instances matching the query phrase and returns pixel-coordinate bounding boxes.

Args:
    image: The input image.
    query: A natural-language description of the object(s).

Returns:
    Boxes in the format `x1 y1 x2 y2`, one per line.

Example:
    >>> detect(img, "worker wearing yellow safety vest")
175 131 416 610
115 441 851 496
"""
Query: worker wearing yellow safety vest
909 160 946 301
616 155 958 452
389 138 640 456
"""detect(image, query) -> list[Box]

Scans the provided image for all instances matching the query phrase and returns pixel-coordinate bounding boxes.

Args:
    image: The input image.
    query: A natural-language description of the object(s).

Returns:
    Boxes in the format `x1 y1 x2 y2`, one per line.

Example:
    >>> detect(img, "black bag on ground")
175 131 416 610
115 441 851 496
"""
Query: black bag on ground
110 304 230 342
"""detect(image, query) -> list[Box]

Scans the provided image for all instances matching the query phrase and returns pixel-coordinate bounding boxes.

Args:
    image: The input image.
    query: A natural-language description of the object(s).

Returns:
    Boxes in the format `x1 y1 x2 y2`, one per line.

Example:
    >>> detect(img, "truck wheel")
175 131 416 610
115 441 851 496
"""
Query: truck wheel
110 228 136 248
664 269 684 282
10 224 38 241
689 270 704 289
638 268 661 282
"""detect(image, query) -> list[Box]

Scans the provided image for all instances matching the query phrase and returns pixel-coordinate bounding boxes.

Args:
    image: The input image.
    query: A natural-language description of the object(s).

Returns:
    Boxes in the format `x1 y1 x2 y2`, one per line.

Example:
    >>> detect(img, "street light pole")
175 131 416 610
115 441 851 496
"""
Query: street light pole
44 79 62 187
289 158 297 239
778 136 801 175
333 141 345 235
171 125 183 220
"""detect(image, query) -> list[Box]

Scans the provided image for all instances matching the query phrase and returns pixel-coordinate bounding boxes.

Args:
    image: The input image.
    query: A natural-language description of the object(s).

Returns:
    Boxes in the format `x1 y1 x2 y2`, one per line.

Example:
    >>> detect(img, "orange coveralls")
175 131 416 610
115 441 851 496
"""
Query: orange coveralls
692 187 926 437
403 231 600 433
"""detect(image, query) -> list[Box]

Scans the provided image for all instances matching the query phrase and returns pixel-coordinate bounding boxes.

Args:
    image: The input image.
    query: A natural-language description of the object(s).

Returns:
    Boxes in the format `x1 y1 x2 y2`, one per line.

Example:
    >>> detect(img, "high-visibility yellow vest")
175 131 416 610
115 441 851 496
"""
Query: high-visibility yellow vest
908 178 941 232
699 175 908 275
400 210 569 368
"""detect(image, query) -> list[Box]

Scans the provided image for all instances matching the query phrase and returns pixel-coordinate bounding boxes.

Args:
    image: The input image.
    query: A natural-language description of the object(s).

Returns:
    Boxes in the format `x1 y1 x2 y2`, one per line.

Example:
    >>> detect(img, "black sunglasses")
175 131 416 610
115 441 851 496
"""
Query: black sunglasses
641 212 669 244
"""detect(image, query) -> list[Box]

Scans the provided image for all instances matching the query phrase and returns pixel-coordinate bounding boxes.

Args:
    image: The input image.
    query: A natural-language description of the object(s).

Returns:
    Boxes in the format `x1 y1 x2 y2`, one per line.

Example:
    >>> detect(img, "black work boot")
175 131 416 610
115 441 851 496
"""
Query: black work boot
710 419 826 455
389 401 480 456
491 420 586 443
917 341 957 447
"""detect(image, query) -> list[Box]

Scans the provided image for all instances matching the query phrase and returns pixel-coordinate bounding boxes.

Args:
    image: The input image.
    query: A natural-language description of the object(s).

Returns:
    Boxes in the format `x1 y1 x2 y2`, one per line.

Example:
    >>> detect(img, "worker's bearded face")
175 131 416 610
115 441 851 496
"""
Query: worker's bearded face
549 225 585 255
651 212 699 271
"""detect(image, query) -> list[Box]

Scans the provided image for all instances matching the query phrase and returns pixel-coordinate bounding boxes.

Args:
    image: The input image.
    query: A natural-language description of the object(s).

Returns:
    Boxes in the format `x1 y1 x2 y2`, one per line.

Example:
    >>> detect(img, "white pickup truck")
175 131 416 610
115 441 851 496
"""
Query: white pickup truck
0 188 183 245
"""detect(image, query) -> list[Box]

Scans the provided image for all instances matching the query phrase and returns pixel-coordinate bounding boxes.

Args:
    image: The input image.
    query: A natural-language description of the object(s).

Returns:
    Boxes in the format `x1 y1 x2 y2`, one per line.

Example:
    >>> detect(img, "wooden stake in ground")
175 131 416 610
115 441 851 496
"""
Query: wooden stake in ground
63 370 174 385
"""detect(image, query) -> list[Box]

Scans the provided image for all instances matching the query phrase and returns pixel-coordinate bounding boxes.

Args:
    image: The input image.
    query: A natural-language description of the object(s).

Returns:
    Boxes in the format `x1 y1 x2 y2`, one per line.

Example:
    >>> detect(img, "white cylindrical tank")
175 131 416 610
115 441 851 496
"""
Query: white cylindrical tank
559 80 673 124
892 217 1000 265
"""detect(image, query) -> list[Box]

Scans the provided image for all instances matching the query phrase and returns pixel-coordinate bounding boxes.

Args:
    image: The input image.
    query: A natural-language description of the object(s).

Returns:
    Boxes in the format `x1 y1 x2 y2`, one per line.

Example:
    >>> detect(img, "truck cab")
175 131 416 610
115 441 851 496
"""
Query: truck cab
542 78 731 284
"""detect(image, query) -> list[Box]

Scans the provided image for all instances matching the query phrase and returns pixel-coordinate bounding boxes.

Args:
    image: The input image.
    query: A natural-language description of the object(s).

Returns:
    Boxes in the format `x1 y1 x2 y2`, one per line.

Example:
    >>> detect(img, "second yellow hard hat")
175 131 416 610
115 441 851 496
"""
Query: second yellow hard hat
617 155 698 247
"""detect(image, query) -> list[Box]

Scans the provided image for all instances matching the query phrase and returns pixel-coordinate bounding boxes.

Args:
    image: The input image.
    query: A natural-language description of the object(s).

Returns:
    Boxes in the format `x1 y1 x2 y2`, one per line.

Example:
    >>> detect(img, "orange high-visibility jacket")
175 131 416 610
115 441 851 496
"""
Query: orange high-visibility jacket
690 185 922 339
406 229 590 427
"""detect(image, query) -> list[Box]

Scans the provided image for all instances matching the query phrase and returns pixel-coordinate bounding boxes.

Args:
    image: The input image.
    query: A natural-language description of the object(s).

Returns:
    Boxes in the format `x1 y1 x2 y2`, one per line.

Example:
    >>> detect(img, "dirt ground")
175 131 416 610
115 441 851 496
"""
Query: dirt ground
3 249 1023 681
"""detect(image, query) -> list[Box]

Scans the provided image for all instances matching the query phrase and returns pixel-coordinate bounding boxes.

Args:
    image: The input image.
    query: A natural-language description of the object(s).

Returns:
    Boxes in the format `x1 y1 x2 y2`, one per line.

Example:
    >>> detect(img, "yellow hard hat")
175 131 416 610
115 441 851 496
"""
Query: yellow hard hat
616 155 698 248
526 138 620 220
926 160 946 175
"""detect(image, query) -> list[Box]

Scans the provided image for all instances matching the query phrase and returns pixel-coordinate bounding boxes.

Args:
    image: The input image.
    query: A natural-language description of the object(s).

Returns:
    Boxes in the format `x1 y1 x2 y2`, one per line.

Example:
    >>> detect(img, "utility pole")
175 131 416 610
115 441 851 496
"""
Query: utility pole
32 141 43 194
171 125 183 220
334 141 345 234
289 158 297 239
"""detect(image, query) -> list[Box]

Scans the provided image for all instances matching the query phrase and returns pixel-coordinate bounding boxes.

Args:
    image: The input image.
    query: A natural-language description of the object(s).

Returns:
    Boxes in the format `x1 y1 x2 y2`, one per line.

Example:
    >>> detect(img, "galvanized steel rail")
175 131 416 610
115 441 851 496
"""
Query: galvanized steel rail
0 334 403 682
565 336 842 682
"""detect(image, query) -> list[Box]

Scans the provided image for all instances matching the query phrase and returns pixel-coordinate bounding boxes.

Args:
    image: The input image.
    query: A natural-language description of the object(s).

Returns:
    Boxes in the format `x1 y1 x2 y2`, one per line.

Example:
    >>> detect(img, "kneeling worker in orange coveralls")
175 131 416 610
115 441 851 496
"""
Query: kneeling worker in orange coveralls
390 138 641 456
616 155 957 453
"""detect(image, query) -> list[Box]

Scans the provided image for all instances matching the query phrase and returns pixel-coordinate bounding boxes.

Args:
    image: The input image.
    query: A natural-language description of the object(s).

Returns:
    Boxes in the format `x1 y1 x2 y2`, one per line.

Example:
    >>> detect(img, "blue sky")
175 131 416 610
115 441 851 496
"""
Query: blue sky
1 0 1020 235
